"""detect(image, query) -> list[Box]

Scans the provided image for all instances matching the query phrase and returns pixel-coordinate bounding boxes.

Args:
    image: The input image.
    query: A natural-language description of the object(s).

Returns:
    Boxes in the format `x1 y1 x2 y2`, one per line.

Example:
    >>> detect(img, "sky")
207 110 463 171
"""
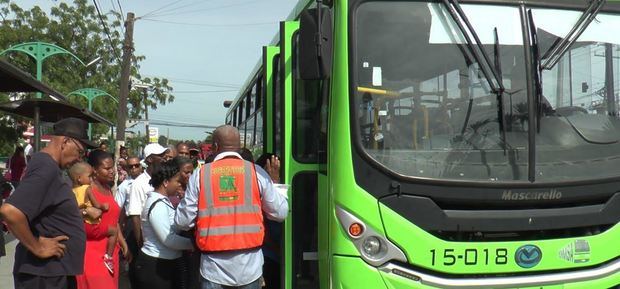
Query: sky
17 0 299 141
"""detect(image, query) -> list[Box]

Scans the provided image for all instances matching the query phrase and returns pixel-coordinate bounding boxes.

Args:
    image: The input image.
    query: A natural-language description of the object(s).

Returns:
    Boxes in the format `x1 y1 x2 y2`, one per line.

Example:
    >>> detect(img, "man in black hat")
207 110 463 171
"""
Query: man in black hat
0 117 96 289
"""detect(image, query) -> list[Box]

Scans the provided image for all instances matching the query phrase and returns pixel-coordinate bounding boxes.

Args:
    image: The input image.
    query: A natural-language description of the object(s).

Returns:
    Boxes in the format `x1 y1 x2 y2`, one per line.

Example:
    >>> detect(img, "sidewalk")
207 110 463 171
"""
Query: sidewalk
0 233 16 289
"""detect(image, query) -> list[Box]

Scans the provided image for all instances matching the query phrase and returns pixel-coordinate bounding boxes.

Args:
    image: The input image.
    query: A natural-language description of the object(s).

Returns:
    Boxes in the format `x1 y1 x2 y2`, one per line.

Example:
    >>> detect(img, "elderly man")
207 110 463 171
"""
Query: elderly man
176 125 288 289
0 118 95 289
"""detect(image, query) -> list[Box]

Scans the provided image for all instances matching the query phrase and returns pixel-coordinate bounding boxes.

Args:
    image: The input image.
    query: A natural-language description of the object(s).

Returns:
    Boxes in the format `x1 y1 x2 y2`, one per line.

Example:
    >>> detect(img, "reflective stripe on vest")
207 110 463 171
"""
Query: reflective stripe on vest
195 158 264 252
198 224 262 236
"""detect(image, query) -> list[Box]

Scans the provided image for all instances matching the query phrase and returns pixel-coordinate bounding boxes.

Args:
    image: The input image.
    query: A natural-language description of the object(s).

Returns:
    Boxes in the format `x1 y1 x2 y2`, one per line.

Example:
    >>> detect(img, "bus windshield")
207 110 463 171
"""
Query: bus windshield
353 2 620 182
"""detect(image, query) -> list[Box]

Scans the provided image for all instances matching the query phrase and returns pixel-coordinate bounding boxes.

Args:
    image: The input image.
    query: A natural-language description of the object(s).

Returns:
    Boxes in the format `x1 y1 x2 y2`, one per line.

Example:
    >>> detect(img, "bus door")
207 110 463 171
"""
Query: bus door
281 20 324 289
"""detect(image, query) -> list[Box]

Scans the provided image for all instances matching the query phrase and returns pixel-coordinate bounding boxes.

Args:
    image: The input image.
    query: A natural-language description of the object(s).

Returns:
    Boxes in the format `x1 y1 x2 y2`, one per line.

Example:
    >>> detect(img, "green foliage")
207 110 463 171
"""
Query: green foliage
0 0 175 149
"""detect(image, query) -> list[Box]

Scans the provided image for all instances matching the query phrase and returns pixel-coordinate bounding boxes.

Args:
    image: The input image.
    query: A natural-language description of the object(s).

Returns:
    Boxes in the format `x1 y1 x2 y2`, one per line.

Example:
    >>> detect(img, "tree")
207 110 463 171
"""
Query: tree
0 0 175 155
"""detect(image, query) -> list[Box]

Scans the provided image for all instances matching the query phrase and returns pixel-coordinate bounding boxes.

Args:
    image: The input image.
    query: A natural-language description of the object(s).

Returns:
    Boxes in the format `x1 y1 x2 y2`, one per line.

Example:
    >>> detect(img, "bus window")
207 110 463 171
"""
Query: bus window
246 91 252 119
233 107 238 127
273 54 282 156
239 121 247 148
246 115 256 150
250 82 257 116
238 100 244 126
256 75 263 111
291 173 319 289
255 105 264 157
293 33 323 163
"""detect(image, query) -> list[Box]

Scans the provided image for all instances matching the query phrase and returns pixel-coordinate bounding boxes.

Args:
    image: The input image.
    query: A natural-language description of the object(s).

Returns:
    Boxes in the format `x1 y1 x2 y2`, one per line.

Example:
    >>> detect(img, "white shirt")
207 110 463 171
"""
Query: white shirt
141 192 193 259
127 172 152 216
115 177 134 216
24 144 33 163
175 151 289 286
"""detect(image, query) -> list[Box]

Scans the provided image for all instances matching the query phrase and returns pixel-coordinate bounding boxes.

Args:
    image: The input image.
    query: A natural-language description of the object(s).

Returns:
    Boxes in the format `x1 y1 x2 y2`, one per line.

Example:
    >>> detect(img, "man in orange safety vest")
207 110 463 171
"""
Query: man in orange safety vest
175 125 288 289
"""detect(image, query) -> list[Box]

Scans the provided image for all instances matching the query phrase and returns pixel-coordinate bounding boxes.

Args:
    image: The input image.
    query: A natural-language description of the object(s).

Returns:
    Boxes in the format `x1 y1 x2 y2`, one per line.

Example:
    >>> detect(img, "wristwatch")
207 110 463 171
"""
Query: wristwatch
81 209 87 216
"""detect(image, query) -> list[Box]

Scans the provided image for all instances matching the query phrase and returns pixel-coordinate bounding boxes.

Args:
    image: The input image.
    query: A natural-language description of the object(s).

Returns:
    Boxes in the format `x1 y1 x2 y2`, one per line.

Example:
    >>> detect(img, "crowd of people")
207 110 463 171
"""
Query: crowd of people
0 117 289 289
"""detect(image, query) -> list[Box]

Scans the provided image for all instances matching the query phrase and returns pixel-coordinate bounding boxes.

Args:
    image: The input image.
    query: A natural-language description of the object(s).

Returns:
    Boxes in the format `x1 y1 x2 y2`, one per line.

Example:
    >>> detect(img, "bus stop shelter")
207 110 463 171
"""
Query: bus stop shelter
0 59 113 151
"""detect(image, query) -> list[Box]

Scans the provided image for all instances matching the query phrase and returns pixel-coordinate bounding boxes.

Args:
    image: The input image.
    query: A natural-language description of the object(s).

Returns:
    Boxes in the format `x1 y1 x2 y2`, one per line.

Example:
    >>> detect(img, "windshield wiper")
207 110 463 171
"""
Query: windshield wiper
541 0 606 70
441 0 506 148
493 27 507 154
524 8 543 182
526 10 544 134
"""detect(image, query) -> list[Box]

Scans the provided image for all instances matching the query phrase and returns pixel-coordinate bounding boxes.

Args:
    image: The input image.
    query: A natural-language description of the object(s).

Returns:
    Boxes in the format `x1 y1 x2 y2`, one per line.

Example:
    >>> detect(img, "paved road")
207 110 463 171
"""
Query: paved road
0 233 132 289
0 233 16 289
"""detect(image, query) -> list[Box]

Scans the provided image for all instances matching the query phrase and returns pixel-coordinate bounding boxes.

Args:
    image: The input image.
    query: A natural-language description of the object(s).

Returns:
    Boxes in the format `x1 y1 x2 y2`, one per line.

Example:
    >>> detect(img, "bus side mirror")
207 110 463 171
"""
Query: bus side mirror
299 7 333 80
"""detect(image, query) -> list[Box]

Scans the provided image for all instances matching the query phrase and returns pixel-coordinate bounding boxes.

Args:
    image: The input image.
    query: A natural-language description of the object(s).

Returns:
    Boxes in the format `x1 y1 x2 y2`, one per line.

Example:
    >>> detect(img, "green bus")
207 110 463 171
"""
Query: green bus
225 0 620 287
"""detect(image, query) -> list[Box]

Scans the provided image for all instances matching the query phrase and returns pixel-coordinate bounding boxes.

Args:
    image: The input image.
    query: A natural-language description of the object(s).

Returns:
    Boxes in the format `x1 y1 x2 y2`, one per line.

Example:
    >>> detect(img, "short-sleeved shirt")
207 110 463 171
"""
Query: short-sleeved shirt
6 152 86 276
127 172 152 216
115 177 134 216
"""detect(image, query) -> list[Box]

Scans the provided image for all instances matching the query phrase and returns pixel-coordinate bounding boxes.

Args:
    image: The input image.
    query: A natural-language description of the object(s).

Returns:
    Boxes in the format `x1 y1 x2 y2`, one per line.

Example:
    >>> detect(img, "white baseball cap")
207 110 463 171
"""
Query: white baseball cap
143 143 168 158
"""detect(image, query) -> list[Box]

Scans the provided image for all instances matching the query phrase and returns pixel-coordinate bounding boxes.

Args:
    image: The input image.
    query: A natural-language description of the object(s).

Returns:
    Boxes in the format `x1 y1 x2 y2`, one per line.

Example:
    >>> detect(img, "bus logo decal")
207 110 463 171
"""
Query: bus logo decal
501 189 562 201
515 245 542 268
559 240 591 263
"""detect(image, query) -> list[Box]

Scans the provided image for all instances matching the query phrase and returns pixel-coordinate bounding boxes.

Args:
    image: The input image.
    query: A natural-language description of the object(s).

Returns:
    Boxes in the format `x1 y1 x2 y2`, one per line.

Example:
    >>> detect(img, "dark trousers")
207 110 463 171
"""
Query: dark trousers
124 219 140 289
177 250 201 289
14 273 76 289
132 251 180 289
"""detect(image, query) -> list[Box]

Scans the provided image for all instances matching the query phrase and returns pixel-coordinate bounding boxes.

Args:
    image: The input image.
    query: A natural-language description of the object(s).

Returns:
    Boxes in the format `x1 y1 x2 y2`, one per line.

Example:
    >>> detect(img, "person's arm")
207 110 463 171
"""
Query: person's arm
256 167 288 221
116 224 132 262
0 203 68 258
127 181 145 245
150 202 193 250
81 206 102 220
175 169 200 230
131 215 142 247
85 186 108 211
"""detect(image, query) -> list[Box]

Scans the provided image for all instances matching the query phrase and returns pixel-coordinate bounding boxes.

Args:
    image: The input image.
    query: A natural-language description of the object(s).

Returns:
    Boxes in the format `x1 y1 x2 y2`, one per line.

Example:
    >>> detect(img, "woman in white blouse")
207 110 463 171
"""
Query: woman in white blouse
132 160 194 289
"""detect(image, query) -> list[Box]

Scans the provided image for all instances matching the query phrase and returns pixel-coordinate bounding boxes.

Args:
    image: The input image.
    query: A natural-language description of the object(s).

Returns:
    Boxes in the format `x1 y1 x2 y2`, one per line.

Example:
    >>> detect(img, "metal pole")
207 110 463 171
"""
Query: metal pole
88 98 93 139
34 106 41 152
605 43 616 115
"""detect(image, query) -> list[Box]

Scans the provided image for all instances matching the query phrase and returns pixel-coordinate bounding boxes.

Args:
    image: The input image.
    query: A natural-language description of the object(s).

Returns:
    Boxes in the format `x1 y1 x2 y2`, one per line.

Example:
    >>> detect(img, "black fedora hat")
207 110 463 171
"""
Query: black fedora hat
51 117 97 149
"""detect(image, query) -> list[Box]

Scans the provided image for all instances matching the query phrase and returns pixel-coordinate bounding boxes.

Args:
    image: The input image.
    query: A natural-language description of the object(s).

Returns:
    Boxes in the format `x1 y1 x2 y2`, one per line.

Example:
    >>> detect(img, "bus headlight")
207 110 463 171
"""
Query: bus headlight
336 206 407 266
362 236 383 257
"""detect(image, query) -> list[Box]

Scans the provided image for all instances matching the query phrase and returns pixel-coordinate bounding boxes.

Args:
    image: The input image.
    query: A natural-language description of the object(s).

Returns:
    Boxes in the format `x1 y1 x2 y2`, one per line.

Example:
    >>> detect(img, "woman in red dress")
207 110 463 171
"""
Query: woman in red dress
77 151 130 289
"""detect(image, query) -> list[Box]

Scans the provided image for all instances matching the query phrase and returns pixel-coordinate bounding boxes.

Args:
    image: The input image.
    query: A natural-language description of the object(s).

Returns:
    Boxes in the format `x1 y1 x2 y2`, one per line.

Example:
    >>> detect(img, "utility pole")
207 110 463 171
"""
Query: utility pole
115 12 135 189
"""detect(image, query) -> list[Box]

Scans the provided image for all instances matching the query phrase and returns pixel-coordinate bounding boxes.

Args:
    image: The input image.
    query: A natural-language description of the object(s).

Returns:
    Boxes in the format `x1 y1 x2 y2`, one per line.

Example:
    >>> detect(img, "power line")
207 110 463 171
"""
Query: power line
141 0 186 18
116 0 125 22
93 0 121 60
142 0 215 18
131 119 219 129
144 0 259 19
143 76 241 88
140 18 276 28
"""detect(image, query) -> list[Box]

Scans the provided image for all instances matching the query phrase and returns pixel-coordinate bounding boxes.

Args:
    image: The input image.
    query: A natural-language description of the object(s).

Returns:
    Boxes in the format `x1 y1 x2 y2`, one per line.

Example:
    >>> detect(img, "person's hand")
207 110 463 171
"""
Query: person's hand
265 155 280 183
34 235 68 259
84 207 102 220
101 203 110 212
121 244 133 263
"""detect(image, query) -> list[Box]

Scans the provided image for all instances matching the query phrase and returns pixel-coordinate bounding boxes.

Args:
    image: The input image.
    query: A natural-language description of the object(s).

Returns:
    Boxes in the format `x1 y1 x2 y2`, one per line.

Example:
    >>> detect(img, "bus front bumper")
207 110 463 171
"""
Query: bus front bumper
332 256 620 289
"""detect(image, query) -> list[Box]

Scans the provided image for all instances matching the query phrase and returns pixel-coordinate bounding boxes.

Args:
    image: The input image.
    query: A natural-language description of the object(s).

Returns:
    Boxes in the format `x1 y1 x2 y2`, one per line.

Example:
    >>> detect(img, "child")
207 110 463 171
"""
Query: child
69 162 118 275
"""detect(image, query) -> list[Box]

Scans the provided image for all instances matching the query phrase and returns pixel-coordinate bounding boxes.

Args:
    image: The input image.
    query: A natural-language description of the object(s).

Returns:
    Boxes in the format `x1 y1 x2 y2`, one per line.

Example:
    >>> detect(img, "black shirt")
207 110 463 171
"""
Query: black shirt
6 152 86 276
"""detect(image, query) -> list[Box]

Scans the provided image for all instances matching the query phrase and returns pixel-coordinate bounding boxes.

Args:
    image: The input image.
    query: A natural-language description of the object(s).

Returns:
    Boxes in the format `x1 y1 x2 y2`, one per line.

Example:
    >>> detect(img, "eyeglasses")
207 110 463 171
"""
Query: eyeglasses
68 138 85 157
128 164 141 169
